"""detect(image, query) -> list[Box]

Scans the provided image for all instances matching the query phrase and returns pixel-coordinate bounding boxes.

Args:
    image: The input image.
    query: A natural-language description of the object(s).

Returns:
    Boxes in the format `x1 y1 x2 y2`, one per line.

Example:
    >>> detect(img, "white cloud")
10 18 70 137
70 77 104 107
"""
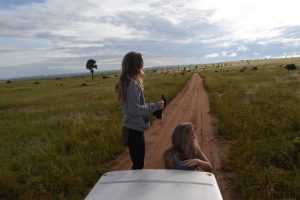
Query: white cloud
278 52 300 58
236 45 248 52
205 49 239 59
221 51 237 58
1 0 300 79
204 53 220 58
263 55 272 59
196 0 300 41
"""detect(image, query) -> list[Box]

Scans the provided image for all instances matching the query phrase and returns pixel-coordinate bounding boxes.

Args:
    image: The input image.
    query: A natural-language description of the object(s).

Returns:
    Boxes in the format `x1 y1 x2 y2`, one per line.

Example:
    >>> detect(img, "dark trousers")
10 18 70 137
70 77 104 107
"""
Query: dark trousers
127 128 145 169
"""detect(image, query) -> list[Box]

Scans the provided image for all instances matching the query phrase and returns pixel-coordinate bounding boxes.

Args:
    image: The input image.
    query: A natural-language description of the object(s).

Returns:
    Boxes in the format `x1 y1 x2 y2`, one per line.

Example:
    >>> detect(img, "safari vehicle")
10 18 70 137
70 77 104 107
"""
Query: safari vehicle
85 169 223 200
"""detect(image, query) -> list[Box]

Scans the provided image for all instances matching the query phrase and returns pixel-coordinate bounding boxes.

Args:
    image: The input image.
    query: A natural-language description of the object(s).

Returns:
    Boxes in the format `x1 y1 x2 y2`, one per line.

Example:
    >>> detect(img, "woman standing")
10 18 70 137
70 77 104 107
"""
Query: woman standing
115 51 164 169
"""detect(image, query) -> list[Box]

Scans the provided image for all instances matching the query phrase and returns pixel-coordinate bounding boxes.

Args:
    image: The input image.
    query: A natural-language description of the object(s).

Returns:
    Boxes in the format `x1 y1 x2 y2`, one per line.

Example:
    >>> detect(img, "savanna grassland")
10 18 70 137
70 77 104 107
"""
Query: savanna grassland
200 58 300 199
0 71 192 200
1 57 299 200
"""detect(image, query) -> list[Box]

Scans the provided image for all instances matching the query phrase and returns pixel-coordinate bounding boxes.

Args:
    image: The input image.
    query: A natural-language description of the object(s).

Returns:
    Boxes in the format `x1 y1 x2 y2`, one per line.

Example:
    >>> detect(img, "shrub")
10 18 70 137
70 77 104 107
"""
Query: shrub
252 67 258 70
285 64 297 70
6 80 11 84
82 83 87 86
102 75 110 79
34 81 39 84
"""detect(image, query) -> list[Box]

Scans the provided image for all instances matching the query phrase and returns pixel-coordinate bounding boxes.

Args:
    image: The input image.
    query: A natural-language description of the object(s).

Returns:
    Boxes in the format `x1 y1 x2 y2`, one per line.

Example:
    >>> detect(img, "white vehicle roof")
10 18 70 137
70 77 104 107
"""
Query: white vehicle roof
85 169 223 200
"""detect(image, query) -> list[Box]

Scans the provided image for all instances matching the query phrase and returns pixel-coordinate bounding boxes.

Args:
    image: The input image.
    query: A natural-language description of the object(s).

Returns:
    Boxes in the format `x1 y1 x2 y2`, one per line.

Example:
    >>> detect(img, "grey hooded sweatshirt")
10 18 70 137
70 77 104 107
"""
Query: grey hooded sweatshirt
122 79 160 132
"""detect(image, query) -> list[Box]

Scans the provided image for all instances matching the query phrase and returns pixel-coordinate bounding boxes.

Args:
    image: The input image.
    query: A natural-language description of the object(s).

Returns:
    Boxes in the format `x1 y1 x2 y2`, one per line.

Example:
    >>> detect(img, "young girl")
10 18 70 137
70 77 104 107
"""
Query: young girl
115 51 164 169
163 122 212 172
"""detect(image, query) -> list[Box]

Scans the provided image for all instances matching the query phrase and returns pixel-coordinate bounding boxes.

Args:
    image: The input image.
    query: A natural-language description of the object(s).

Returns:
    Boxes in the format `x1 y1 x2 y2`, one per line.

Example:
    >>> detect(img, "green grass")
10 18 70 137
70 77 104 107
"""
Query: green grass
200 58 300 199
0 71 192 200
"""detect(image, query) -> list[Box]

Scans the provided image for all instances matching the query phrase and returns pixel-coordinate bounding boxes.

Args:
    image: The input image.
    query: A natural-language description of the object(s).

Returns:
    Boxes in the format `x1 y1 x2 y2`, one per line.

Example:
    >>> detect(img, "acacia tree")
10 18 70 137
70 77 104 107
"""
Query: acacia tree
86 59 97 80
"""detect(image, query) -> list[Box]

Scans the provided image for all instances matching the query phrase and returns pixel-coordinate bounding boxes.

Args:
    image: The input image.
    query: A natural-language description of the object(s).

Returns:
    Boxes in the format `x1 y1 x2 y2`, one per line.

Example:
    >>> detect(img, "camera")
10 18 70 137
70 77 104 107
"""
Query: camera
153 94 166 119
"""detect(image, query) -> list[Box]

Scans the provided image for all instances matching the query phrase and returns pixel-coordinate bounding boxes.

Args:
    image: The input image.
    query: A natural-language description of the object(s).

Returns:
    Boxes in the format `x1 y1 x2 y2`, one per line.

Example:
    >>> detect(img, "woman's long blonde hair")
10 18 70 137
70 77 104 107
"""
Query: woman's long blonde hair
115 51 144 104
163 122 201 169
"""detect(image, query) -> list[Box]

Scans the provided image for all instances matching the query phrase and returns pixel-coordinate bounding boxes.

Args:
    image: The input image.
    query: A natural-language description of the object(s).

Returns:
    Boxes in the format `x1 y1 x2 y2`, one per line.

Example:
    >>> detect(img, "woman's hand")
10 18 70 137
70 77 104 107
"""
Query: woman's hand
181 159 199 167
158 100 164 109
182 158 213 172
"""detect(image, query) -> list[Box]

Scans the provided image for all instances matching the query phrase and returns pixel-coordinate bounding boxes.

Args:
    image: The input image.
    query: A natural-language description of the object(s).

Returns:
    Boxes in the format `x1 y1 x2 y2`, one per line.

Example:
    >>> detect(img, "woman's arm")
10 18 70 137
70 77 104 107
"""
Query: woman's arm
181 158 212 172
181 148 212 172
196 159 213 172
196 149 212 172
163 149 176 169
127 81 163 115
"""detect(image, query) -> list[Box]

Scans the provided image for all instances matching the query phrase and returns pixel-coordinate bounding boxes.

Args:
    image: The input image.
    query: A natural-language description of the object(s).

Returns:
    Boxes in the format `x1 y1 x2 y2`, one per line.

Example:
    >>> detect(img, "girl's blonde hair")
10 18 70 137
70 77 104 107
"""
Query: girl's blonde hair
115 51 144 104
163 122 201 169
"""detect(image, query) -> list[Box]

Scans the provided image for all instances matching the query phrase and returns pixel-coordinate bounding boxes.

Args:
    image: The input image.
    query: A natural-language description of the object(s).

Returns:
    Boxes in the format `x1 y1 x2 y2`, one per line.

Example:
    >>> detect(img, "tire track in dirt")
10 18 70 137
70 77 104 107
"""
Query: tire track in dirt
109 73 235 200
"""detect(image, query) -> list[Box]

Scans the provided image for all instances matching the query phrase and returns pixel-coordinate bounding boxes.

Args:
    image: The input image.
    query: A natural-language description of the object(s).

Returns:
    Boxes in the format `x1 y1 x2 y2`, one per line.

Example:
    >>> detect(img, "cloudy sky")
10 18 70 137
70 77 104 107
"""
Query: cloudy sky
1 0 300 79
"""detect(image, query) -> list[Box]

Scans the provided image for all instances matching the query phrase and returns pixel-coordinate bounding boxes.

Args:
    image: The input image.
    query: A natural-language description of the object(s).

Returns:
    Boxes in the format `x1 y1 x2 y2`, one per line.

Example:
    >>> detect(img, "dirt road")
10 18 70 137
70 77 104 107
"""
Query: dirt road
110 73 235 200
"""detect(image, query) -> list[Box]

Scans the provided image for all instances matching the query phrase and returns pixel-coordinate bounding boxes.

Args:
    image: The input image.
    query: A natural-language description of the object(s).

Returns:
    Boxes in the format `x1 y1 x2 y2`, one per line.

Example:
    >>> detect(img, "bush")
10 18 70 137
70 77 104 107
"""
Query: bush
285 64 297 70
102 75 110 79
6 80 11 84
81 83 87 86
34 81 39 85
252 67 258 70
